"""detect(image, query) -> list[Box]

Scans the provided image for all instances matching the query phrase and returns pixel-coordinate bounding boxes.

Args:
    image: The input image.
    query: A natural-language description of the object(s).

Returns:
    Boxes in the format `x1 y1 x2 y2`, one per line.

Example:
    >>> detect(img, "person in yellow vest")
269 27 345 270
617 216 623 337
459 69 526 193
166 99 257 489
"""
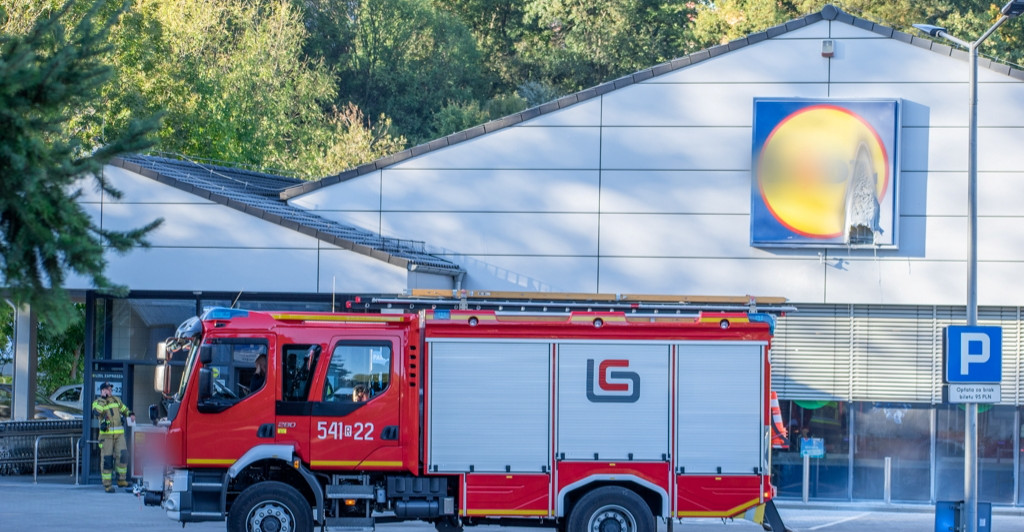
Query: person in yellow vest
92 382 134 492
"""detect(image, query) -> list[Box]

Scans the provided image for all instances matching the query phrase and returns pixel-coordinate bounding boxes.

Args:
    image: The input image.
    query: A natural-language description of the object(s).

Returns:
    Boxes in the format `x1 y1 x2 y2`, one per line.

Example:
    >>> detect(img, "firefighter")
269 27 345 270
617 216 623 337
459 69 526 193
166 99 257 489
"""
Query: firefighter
92 382 134 492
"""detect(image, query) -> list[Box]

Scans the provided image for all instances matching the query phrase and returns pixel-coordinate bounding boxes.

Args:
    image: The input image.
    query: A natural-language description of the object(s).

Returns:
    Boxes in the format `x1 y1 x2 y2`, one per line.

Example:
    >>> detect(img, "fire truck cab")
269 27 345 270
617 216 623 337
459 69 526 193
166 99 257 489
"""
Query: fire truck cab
147 293 790 532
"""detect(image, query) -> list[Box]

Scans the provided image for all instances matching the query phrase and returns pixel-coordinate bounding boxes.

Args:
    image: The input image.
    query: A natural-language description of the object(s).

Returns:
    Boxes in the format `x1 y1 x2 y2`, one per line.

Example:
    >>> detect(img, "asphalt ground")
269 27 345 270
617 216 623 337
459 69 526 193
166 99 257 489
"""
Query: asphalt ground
3 473 1024 531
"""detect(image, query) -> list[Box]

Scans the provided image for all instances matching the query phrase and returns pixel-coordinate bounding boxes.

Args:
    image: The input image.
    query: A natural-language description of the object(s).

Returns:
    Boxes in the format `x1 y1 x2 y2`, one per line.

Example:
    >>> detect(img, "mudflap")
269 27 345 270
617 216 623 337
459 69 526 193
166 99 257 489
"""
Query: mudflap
762 500 790 532
743 500 791 532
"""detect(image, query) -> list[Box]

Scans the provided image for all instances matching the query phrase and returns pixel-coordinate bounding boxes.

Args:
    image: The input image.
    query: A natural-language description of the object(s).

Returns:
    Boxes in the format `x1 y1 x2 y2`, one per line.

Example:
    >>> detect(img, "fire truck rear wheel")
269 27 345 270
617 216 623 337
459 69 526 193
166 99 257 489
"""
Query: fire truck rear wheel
227 481 313 532
568 486 654 532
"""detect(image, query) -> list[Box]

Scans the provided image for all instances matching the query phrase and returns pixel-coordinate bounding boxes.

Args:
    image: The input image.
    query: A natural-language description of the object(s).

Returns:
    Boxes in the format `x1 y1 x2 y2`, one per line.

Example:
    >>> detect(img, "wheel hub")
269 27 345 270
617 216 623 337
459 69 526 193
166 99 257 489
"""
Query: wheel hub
249 501 293 532
589 504 636 532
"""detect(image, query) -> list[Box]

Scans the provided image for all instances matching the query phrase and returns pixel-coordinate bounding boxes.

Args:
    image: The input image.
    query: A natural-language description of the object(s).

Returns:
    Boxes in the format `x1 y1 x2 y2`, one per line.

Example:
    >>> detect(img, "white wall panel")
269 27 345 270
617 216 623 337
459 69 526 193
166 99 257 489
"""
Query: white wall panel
900 171 966 217
447 255 599 293
979 173 1024 216
99 202 312 248
979 217 1024 261
652 39 830 84
832 39 1010 83
900 127 964 172
601 127 750 170
392 127 600 170
288 171 381 211
100 248 321 292
828 22 886 39
597 257 825 301
380 169 600 212
381 212 598 256
518 98 602 127
979 263 1024 306
830 82 1024 128
317 247 409 293
823 260 964 305
829 83 966 127
97 166 216 204
601 171 750 214
600 214 758 257
903 128 1024 173
601 83 827 127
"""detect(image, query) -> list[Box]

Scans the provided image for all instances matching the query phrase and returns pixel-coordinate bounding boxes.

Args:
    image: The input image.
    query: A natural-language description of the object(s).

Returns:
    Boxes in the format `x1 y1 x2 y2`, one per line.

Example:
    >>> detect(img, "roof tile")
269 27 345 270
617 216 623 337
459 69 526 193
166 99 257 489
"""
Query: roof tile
632 69 654 82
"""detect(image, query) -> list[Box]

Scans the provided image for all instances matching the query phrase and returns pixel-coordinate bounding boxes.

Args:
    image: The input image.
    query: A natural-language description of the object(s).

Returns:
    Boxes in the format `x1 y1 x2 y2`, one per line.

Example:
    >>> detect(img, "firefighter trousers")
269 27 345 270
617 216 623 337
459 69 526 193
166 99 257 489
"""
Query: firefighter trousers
99 431 129 487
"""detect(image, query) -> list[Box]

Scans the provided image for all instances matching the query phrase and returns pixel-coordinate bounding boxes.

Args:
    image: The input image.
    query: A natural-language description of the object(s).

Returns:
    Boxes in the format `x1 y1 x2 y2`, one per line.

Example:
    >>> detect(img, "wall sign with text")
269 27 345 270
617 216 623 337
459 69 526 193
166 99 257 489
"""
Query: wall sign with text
750 99 901 248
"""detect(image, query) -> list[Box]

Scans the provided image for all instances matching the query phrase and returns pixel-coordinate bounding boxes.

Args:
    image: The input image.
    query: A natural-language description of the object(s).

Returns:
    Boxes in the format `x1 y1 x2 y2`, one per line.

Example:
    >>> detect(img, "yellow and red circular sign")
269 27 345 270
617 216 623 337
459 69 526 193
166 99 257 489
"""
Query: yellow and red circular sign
757 105 889 238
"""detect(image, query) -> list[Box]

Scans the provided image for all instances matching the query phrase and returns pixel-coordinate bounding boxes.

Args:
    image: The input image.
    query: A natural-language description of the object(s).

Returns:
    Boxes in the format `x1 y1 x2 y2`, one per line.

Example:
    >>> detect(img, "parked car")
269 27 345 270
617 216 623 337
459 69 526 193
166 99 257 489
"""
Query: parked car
48 384 83 410
0 384 83 421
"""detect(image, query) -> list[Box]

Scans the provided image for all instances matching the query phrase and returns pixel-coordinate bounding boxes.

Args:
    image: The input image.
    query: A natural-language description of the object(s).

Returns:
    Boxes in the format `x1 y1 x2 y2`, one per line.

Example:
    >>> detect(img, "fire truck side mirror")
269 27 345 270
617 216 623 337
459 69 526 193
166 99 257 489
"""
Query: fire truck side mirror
199 346 212 365
198 367 212 402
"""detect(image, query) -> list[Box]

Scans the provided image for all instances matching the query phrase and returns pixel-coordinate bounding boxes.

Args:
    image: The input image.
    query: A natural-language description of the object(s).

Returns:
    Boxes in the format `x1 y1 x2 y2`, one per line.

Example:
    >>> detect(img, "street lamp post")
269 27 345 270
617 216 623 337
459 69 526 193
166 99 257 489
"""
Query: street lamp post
914 3 1023 532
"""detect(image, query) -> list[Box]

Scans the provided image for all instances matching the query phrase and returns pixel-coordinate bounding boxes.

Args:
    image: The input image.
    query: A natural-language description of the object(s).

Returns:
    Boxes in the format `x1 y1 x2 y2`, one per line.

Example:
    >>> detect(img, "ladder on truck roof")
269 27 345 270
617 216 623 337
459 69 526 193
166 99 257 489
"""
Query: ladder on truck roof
348 289 795 316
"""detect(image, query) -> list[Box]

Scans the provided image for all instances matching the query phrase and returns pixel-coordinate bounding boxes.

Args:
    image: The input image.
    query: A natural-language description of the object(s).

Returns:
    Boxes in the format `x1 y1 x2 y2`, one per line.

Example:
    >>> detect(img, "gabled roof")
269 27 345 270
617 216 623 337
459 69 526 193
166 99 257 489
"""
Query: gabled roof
279 3 1024 201
108 155 462 276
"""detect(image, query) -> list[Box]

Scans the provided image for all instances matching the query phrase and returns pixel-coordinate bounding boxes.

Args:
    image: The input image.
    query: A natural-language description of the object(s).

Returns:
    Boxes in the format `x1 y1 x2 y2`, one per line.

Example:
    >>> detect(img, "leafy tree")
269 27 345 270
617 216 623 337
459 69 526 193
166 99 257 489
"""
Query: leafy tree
36 303 86 394
341 0 487 143
518 0 693 93
303 103 408 176
0 0 161 330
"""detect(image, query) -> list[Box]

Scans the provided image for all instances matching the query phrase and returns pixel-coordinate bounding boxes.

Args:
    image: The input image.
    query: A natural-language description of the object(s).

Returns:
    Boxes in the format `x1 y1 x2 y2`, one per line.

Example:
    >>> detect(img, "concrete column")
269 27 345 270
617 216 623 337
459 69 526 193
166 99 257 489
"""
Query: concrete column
12 304 37 421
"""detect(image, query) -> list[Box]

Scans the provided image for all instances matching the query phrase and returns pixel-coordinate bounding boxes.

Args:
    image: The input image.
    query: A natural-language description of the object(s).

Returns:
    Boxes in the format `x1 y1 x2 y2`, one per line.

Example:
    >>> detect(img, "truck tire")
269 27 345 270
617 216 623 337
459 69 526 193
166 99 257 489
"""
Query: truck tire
227 481 313 532
567 486 655 532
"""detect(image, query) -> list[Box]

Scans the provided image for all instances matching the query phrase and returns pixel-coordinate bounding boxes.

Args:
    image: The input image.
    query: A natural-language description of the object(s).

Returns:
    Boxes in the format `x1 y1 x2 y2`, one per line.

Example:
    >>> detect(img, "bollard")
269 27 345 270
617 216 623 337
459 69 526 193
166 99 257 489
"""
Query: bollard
884 456 892 504
802 453 810 503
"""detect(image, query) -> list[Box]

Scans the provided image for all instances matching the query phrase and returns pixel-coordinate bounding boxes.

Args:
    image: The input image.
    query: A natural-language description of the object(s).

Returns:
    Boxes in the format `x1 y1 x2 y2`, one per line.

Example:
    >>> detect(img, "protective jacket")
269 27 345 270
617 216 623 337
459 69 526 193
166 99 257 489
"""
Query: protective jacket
92 395 132 434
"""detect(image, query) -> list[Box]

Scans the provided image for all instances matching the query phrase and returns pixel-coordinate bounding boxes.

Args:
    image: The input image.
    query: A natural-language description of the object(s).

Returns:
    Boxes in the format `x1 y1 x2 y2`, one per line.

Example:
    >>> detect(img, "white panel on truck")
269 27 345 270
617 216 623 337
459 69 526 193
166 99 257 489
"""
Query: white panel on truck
428 341 550 473
676 343 764 474
557 342 670 460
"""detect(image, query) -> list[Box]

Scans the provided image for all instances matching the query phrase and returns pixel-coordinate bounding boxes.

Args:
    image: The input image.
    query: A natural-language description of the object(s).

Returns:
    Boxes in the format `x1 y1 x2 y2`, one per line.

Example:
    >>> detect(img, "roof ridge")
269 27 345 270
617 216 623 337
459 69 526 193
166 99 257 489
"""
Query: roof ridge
277 3 1024 202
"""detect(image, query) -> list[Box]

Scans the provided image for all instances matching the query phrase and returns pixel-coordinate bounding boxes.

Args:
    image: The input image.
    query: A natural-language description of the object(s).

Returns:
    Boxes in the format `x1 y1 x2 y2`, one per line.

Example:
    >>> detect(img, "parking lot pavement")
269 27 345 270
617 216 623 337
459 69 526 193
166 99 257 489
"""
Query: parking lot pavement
3 474 1024 532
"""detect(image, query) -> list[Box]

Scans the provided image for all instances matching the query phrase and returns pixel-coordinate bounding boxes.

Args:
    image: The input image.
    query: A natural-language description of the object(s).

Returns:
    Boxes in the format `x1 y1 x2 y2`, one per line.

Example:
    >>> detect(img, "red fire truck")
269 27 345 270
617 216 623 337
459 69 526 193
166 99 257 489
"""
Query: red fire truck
144 292 791 532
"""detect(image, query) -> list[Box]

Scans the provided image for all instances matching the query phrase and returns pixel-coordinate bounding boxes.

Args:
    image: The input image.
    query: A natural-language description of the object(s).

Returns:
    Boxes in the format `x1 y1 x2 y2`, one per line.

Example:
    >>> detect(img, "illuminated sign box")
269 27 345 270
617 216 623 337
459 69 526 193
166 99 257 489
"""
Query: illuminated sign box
750 99 901 249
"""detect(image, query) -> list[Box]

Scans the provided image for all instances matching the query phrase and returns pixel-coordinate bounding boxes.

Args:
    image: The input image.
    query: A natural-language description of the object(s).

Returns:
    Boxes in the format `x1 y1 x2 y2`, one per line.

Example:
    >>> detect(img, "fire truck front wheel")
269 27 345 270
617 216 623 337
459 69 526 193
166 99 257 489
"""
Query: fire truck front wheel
227 481 313 532
567 486 655 532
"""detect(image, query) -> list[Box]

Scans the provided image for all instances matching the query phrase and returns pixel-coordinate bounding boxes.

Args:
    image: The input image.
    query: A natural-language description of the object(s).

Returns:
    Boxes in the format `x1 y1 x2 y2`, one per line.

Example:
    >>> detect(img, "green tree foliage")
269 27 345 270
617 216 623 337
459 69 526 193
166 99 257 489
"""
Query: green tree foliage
36 303 86 393
106 0 348 175
339 0 488 143
304 103 408 176
517 0 694 93
0 0 162 330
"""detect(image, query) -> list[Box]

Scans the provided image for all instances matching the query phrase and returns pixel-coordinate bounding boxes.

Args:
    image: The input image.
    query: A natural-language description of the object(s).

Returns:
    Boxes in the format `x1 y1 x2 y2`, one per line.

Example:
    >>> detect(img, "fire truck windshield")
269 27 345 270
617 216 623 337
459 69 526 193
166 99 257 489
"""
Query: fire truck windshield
175 336 201 400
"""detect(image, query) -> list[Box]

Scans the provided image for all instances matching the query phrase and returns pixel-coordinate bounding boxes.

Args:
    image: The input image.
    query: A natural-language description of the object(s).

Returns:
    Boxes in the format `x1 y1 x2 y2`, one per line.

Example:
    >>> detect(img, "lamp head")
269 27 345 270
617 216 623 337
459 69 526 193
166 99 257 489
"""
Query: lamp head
1002 0 1024 17
912 24 947 37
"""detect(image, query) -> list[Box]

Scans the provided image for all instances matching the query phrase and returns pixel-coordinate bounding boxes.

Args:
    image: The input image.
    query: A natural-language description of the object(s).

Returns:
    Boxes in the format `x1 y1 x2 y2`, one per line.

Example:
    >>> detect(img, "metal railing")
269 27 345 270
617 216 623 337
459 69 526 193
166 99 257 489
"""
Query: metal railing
0 420 82 481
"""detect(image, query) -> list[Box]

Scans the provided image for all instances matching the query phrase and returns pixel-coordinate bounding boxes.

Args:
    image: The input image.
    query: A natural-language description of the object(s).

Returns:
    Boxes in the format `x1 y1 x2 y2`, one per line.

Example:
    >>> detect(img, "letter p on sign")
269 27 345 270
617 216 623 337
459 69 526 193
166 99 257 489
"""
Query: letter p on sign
960 332 990 375
946 326 1002 383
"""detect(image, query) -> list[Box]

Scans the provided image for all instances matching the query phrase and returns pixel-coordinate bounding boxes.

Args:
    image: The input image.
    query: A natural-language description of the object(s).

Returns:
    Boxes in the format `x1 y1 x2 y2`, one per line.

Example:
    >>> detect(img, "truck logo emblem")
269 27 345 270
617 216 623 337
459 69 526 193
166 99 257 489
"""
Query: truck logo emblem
586 359 640 403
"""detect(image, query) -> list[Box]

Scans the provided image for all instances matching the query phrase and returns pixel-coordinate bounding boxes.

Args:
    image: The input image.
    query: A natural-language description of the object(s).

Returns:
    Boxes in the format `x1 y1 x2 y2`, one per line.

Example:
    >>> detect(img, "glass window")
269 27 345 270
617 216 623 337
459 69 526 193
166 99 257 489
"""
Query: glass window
772 400 850 500
205 339 268 405
937 404 1015 503
853 402 931 501
322 343 391 403
282 344 321 402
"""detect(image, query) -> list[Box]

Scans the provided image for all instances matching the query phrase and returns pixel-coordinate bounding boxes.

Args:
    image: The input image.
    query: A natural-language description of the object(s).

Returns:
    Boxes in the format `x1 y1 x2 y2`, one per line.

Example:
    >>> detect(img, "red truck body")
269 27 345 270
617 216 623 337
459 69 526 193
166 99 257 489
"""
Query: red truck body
153 297 786 531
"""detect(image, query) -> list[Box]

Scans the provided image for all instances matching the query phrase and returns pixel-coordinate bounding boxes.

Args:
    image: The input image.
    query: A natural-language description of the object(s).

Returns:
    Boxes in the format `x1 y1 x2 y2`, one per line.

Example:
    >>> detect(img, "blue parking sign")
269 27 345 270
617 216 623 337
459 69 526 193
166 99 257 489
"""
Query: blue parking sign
945 326 1002 383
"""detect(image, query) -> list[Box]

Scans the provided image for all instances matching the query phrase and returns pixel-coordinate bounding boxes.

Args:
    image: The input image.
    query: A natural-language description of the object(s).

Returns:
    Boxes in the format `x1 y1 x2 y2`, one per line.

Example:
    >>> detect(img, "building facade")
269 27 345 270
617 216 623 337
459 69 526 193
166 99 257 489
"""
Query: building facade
62 6 1024 502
